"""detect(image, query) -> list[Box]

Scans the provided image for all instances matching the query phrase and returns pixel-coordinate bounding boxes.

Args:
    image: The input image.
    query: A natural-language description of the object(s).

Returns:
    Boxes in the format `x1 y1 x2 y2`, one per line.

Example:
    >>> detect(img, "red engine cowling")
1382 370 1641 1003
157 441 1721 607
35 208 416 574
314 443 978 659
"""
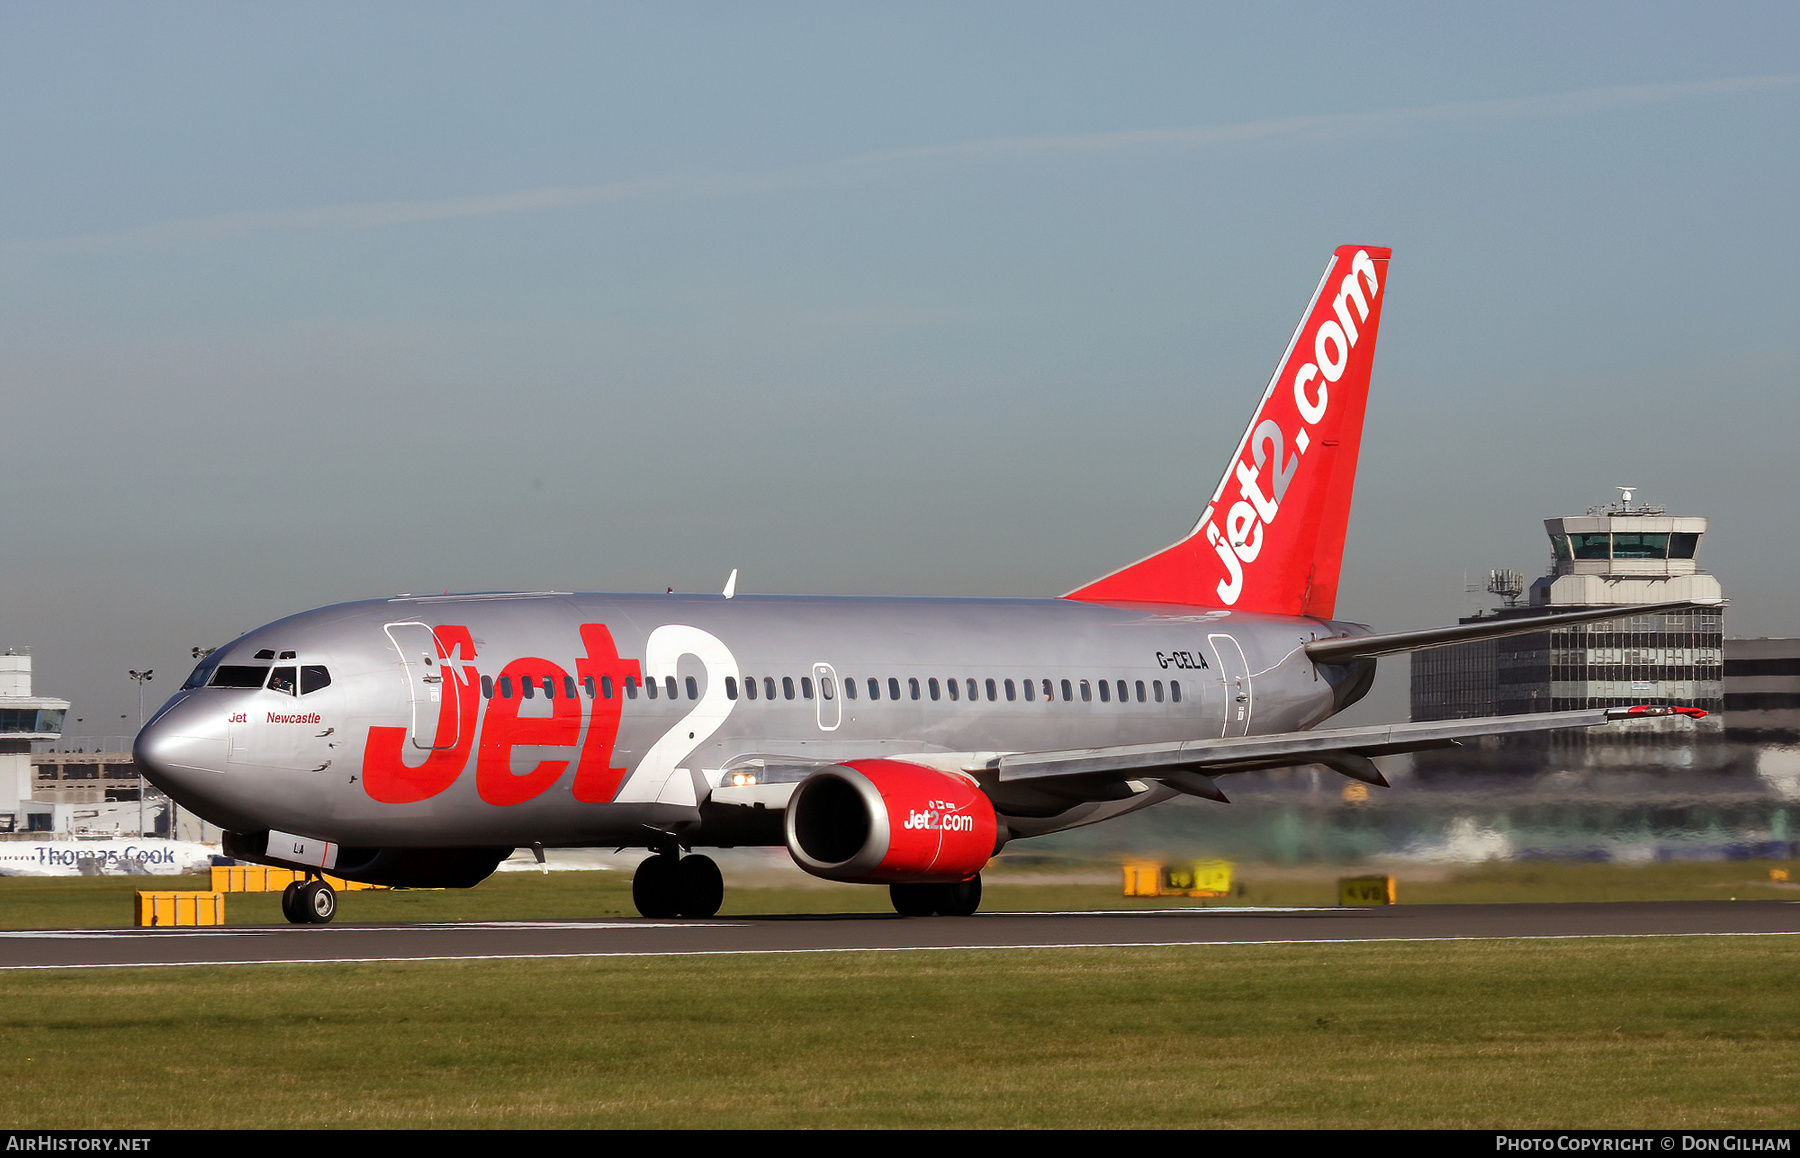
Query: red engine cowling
784 759 999 884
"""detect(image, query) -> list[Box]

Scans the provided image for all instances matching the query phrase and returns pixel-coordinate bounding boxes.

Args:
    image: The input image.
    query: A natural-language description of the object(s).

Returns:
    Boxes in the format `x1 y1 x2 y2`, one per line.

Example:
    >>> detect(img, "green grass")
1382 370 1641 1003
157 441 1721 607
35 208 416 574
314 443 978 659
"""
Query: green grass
0 857 1792 929
2 938 1795 1128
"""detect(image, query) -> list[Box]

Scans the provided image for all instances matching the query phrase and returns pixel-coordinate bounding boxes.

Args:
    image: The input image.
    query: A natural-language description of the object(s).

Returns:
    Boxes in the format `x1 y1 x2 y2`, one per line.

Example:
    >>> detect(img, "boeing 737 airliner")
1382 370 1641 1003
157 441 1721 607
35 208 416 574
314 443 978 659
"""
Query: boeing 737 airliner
135 246 1707 924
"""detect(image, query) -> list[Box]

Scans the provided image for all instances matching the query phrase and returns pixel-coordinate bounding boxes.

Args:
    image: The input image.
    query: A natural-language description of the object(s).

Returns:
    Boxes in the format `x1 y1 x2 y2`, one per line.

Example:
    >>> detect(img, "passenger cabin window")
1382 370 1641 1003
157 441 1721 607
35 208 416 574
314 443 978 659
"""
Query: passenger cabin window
1079 680 1092 702
801 677 813 700
1023 679 1035 702
909 678 921 701
1004 679 1016 701
564 676 577 700
764 677 778 701
686 675 698 700
665 676 678 700
600 676 613 699
625 677 638 700
888 677 901 701
745 676 758 700
481 675 495 699
929 678 941 701
499 676 513 699
782 676 795 701
947 678 959 702
1060 679 1072 702
725 676 739 700
844 677 856 700
868 678 881 701
1170 680 1181 703
1098 680 1111 703
522 678 535 700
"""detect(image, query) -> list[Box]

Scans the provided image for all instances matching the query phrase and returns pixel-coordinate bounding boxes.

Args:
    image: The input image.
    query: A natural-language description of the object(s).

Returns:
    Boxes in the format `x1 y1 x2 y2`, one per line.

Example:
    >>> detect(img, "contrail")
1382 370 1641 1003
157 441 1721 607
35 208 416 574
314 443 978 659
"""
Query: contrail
24 74 1798 253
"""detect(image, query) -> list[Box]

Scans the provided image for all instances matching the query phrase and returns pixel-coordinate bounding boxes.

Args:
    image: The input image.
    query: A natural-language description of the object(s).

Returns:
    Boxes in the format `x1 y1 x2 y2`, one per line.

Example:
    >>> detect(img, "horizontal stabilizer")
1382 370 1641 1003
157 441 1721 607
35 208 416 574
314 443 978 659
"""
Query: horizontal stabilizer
1304 599 1721 665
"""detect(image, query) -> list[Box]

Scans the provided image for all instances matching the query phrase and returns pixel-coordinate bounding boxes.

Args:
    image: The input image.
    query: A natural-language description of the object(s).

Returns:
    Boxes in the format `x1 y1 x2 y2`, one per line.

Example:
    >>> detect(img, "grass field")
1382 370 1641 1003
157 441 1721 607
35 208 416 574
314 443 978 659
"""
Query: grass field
2 937 1795 1128
0 855 1793 929
2 859 1794 1128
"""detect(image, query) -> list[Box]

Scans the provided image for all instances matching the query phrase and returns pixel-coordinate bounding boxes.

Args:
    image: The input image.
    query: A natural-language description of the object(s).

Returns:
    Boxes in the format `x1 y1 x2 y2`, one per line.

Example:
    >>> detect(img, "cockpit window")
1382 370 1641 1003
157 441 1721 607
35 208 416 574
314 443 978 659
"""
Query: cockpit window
268 667 298 696
183 656 221 689
209 665 270 689
301 666 331 695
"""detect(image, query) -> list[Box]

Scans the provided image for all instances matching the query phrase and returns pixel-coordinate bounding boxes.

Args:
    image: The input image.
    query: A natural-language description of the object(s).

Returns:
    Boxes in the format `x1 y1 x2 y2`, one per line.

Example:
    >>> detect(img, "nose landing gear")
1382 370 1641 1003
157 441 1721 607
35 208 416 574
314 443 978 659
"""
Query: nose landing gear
631 851 724 919
280 877 338 925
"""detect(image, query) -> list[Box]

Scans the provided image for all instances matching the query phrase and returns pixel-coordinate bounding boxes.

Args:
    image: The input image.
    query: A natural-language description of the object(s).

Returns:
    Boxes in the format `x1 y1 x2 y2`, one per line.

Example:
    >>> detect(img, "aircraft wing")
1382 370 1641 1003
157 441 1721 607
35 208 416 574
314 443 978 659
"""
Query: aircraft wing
994 704 1705 798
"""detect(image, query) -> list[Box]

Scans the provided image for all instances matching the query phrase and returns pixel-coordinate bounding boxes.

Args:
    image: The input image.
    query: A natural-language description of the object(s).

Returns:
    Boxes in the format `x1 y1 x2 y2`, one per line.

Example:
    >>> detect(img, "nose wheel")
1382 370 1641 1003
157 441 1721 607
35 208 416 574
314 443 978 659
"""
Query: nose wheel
632 852 723 918
280 878 337 925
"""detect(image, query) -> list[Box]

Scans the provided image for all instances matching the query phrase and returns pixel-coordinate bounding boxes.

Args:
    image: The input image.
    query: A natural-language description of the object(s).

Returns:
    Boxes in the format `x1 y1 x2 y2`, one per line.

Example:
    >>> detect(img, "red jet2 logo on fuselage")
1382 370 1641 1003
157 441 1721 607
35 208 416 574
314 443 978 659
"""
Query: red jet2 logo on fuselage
360 624 642 807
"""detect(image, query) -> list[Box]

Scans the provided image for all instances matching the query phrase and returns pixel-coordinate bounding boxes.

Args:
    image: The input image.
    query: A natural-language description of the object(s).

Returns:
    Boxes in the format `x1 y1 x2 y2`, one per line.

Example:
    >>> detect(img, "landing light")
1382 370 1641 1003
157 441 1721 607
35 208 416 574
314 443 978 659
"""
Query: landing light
728 771 759 788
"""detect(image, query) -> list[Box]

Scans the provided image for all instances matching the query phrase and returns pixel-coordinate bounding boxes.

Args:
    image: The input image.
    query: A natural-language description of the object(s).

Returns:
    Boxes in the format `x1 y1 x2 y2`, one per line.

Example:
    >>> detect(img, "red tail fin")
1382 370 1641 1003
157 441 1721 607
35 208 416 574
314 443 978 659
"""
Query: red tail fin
1065 245 1391 618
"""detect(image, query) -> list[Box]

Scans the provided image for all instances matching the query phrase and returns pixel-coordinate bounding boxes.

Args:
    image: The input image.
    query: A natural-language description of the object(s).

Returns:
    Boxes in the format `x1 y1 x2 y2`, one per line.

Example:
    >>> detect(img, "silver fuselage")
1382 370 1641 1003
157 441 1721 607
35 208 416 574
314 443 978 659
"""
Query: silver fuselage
136 592 1365 850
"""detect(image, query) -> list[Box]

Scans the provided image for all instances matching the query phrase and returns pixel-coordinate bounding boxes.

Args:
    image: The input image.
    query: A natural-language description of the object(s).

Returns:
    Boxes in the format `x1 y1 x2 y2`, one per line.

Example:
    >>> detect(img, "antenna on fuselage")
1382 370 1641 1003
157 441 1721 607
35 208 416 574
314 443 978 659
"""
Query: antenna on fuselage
722 568 739 599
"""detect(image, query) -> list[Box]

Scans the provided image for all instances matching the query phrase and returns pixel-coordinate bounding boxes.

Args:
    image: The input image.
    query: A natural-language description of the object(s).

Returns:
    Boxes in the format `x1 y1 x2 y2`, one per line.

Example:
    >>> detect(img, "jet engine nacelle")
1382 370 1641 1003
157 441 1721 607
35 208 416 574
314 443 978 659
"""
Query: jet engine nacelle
784 759 999 884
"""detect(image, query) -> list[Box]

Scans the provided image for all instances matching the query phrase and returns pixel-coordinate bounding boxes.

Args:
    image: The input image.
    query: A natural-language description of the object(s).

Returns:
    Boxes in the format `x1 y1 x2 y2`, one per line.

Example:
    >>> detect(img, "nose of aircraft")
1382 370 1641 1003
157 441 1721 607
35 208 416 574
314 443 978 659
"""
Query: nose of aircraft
133 693 231 811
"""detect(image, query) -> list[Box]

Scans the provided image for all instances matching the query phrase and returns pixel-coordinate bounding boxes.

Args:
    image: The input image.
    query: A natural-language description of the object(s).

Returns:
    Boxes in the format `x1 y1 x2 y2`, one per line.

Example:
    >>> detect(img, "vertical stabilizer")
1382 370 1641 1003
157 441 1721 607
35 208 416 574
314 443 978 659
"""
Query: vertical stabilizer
1065 245 1391 618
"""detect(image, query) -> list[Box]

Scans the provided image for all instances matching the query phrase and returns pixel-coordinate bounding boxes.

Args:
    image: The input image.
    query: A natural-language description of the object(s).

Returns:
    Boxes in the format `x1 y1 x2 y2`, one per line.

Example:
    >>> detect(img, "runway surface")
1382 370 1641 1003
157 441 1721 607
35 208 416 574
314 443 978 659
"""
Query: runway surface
2 900 1795 970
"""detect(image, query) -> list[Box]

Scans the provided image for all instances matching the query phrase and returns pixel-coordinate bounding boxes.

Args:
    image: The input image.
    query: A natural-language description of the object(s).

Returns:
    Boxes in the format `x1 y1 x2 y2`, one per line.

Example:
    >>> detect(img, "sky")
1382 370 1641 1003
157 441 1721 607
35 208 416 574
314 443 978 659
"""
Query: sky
3 2 1797 736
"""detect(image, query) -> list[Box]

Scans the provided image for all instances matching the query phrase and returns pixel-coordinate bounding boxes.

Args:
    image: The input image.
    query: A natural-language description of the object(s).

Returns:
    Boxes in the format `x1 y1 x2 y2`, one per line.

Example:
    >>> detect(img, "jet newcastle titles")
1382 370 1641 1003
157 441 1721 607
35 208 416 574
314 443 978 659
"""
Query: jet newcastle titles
135 246 1708 924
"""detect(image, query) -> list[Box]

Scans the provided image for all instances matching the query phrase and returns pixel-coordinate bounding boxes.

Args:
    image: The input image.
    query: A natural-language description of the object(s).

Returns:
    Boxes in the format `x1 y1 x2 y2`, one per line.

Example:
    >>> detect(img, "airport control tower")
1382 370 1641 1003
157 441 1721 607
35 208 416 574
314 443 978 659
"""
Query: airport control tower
1412 493 1724 722
0 652 69 831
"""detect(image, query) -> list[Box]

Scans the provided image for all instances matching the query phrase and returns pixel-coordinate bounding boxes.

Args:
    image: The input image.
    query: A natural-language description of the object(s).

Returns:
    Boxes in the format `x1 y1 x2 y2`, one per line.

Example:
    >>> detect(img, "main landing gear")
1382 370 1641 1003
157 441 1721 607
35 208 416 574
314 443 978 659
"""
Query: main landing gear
889 874 982 917
631 851 724 919
280 876 337 925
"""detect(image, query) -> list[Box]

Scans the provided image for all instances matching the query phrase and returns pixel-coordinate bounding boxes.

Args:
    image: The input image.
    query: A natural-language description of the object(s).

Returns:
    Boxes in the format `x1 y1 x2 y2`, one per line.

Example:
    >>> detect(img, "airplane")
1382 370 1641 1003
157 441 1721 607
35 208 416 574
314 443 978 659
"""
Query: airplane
133 245 1709 925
